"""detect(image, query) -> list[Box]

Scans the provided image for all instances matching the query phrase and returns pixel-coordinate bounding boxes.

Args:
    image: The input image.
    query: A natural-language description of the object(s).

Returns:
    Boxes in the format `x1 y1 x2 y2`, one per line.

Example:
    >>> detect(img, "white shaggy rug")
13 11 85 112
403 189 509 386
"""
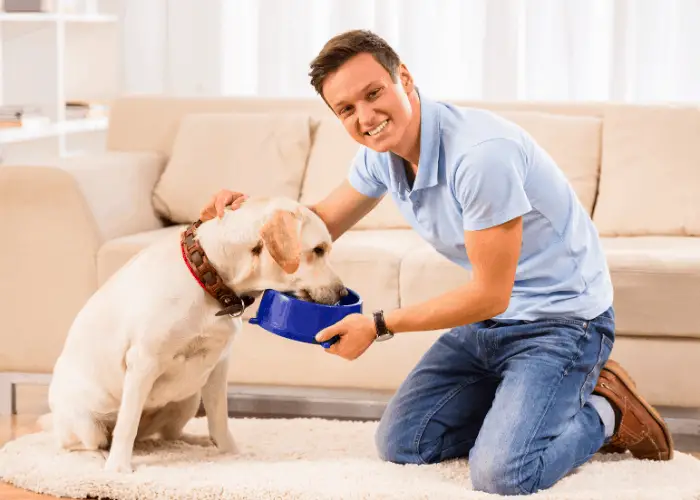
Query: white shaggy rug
1 417 700 500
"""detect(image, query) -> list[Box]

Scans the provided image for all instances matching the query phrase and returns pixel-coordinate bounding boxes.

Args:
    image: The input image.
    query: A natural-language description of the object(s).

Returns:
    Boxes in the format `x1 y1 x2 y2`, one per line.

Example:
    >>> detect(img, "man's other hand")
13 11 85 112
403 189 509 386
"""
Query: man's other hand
199 190 248 221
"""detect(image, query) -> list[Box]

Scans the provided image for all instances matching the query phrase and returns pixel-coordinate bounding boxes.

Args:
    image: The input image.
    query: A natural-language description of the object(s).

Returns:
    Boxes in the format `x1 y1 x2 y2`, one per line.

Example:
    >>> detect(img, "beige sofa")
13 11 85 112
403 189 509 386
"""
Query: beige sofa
1 96 699 416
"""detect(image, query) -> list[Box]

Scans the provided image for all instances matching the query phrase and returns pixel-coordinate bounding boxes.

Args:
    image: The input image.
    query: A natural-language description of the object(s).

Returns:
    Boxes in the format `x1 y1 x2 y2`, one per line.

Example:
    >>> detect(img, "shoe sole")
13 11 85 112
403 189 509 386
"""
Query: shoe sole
602 359 674 460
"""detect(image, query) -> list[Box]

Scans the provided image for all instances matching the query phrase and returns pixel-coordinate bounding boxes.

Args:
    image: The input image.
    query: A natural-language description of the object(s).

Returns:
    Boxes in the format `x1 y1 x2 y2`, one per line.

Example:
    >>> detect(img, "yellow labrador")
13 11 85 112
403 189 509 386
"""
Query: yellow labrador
41 196 346 473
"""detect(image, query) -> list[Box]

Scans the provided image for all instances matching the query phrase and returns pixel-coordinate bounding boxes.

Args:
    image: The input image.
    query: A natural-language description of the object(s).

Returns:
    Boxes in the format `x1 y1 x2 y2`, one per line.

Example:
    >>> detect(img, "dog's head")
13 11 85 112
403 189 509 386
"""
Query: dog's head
200 197 346 305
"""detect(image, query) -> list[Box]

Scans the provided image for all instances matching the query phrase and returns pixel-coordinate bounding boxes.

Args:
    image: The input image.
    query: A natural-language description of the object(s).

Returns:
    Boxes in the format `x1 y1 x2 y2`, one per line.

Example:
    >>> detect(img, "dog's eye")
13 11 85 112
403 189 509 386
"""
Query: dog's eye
313 246 325 257
252 242 263 255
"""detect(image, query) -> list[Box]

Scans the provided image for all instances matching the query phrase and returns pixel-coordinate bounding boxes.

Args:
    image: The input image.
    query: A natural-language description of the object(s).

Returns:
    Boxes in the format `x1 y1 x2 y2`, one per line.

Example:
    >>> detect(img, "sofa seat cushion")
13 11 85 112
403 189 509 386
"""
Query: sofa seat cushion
97 225 186 286
602 236 700 338
400 242 473 309
152 112 314 224
330 229 427 312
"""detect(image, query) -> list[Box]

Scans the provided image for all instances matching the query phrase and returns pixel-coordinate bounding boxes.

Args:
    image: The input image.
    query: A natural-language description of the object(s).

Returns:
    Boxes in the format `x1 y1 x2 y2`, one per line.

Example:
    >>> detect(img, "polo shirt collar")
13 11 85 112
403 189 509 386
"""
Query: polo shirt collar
388 88 441 194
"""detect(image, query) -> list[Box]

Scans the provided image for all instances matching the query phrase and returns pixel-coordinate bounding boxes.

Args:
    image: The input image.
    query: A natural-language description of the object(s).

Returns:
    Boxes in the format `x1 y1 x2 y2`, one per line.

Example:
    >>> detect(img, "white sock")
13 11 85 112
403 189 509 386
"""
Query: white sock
590 394 616 438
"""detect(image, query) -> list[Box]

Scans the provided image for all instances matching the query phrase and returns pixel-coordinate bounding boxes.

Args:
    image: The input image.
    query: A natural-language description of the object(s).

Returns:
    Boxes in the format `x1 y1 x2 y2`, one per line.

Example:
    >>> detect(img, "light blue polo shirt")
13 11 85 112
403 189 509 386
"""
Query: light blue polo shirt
348 92 613 322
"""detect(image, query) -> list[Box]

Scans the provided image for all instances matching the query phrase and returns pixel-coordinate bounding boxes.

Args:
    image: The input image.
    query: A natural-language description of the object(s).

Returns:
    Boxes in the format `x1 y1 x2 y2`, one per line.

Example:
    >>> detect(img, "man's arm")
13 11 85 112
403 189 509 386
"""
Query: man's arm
382 139 529 332
314 215 522 360
385 216 522 333
309 180 382 241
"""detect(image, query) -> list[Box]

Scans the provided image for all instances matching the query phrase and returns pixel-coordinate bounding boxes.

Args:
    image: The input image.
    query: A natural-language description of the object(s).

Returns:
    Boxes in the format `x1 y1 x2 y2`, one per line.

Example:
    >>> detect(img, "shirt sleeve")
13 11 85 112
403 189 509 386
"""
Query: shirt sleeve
347 147 387 198
453 138 532 231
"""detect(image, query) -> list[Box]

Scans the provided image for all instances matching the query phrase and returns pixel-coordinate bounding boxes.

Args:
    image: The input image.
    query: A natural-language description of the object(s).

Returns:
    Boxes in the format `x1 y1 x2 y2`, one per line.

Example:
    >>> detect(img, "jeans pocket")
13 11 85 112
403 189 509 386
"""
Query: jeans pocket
579 330 613 407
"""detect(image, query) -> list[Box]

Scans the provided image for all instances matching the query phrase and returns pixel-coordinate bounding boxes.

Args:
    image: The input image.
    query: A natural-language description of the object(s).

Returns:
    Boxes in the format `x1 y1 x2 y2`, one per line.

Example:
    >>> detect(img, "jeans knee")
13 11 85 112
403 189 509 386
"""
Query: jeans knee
374 416 421 465
470 448 539 496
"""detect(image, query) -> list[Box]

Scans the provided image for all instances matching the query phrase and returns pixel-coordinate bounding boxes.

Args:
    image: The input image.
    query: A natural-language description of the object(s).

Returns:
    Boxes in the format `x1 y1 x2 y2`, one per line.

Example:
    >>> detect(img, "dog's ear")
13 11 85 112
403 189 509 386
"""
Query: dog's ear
259 209 301 274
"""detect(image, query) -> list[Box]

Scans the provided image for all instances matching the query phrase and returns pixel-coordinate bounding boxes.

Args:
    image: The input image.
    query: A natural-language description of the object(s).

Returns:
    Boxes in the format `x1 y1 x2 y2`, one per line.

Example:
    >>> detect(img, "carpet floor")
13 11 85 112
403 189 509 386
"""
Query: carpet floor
1 417 699 499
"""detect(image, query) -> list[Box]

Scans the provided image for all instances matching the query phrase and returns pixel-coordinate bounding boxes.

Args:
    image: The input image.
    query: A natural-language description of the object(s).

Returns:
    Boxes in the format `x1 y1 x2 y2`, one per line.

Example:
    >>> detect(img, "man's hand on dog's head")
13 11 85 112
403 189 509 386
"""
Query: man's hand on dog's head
200 189 249 221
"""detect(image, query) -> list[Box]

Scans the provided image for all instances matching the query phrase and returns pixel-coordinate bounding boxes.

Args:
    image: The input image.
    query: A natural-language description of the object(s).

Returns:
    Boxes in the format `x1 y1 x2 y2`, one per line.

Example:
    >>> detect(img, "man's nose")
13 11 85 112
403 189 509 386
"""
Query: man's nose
356 102 375 129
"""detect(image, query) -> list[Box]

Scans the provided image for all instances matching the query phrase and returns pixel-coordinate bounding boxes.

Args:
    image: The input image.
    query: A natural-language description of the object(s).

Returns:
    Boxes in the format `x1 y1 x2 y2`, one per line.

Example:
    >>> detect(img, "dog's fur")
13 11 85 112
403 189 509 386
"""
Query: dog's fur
41 197 346 473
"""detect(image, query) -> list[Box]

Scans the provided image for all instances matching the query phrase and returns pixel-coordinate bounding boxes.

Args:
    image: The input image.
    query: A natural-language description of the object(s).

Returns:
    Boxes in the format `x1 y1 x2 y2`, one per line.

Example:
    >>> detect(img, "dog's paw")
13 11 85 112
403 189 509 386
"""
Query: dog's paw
213 432 238 454
175 433 216 448
104 455 133 474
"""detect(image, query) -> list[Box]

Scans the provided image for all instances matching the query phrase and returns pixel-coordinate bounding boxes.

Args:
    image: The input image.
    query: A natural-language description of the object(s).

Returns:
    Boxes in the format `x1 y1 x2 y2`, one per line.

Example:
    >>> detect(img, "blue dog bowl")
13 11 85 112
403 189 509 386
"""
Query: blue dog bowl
248 288 363 348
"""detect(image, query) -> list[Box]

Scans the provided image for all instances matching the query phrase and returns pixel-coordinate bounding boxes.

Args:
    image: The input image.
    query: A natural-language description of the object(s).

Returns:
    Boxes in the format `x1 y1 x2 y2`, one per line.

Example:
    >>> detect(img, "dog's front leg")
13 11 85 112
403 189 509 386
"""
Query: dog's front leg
105 347 160 473
201 355 236 453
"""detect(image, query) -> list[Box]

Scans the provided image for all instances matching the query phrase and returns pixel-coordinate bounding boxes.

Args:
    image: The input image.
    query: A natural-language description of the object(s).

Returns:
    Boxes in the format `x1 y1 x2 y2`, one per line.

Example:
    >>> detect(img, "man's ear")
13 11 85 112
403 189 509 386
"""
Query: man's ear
398 63 414 93
259 209 301 274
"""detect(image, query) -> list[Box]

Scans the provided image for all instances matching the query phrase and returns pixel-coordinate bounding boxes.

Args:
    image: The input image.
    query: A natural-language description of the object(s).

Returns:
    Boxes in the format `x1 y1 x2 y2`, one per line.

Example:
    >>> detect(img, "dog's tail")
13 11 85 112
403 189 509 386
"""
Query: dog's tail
37 412 53 431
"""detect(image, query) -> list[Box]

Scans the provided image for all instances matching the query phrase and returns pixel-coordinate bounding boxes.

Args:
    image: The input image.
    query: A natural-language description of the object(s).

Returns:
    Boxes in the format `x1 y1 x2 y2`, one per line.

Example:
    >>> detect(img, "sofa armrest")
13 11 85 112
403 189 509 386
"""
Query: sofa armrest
0 152 166 374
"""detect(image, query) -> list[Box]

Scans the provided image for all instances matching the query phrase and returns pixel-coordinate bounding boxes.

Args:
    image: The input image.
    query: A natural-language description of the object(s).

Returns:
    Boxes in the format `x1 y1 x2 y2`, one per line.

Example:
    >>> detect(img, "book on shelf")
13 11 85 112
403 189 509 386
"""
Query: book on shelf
65 100 108 120
0 105 50 129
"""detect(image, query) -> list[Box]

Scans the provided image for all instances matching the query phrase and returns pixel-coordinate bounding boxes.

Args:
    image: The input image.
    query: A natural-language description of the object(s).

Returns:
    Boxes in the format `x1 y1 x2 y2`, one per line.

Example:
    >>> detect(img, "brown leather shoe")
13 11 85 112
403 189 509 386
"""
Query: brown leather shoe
598 372 636 455
593 359 673 461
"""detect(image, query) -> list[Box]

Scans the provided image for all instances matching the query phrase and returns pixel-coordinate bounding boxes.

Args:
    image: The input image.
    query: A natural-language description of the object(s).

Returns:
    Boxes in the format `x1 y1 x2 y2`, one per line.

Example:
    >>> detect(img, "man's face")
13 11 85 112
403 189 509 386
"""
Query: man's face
321 53 414 153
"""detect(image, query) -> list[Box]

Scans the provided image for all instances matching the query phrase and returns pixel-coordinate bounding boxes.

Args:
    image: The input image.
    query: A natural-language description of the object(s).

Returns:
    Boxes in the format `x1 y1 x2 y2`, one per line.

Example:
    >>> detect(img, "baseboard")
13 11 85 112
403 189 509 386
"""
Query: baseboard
224 385 700 437
226 384 392 421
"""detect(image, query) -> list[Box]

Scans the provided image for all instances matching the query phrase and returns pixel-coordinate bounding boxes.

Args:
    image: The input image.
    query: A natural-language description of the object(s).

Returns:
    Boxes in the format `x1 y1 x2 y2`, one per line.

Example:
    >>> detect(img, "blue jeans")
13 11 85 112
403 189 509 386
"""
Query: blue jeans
375 307 615 496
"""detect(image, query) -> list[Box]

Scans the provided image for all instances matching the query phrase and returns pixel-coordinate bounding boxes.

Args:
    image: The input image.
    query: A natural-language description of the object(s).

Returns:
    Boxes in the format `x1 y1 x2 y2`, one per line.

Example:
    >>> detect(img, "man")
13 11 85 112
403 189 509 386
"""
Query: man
200 30 673 496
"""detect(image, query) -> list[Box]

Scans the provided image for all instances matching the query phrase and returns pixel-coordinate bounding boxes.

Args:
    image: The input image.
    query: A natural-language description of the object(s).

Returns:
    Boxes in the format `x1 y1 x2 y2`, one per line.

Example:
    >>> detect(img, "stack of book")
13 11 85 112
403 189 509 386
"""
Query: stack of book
0 105 50 130
65 101 108 120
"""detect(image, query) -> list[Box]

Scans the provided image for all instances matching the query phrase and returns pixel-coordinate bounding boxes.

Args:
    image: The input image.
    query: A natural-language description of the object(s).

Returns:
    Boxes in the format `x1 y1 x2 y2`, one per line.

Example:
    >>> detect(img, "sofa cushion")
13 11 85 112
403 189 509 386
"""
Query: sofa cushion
302 117 409 229
497 111 602 215
602 236 700 338
97 225 185 286
330 229 427 311
152 113 314 224
593 105 700 236
399 241 473 308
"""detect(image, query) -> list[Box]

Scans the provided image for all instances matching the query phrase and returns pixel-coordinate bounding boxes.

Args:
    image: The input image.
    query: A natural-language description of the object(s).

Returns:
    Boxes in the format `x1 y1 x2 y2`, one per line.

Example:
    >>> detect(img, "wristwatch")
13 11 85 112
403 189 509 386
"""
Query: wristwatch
373 310 394 342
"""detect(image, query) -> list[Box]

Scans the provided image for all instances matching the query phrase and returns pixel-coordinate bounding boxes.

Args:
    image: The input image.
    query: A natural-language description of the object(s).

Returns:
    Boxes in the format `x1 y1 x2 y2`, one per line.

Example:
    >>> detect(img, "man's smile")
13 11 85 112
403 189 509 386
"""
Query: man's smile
365 119 389 136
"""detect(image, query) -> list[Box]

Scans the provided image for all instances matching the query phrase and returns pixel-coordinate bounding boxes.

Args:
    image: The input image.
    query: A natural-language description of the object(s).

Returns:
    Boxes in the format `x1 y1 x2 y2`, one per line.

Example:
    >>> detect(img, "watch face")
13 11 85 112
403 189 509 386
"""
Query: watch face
375 332 394 342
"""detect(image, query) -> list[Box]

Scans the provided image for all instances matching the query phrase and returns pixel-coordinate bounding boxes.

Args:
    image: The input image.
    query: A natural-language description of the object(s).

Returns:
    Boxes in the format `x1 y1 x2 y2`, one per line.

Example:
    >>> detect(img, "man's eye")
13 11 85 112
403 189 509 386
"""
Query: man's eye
368 89 380 99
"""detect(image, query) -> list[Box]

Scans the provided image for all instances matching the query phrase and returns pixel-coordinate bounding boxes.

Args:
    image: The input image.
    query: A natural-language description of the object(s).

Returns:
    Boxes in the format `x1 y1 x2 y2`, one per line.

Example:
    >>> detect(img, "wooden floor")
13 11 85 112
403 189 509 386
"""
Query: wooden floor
1 389 699 499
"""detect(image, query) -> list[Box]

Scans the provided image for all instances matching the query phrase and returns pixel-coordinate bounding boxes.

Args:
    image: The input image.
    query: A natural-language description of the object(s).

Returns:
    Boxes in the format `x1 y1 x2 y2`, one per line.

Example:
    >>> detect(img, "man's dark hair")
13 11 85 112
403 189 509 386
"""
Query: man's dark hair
308 29 401 99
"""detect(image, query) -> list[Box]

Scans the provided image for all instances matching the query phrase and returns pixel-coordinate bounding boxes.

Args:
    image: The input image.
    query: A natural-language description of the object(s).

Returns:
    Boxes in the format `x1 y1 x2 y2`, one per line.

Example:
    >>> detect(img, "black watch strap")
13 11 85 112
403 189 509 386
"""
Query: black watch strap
373 310 394 342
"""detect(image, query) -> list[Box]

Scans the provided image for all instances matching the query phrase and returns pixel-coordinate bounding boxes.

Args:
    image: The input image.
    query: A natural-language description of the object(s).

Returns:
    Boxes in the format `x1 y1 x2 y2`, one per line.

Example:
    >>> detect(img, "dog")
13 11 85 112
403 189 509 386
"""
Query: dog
40 196 346 473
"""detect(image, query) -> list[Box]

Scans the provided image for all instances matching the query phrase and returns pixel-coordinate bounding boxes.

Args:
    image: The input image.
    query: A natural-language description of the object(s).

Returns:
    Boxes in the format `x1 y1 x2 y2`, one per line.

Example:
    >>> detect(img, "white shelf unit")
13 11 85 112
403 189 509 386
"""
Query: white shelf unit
0 0 121 165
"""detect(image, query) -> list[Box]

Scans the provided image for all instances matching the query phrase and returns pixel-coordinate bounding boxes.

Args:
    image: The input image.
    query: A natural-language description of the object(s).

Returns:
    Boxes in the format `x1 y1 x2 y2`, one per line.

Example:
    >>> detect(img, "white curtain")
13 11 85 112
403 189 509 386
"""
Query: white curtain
123 0 700 103
216 0 700 103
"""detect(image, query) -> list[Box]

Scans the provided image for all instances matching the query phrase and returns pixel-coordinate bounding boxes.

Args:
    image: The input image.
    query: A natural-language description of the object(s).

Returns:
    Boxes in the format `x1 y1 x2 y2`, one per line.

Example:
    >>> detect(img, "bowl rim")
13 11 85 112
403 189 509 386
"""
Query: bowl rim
260 287 362 310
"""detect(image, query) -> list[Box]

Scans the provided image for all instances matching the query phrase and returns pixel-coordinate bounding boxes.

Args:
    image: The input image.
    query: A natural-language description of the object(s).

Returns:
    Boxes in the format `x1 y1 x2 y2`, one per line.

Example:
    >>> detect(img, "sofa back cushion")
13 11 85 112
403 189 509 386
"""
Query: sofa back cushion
593 105 700 236
152 113 313 223
301 117 410 229
107 96 333 155
497 111 602 215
